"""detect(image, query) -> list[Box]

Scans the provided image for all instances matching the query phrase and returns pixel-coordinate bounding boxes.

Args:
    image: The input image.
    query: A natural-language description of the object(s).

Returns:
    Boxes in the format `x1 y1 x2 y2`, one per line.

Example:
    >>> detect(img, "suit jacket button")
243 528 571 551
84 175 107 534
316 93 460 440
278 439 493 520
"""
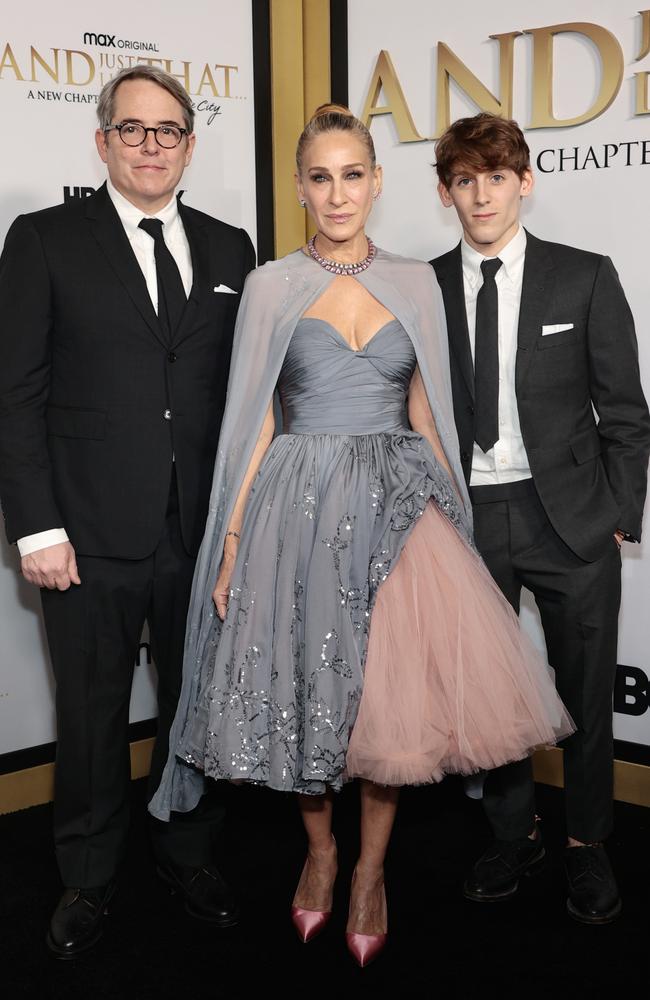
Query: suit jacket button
168 352 177 363
467 405 474 415
461 451 470 462
163 409 172 420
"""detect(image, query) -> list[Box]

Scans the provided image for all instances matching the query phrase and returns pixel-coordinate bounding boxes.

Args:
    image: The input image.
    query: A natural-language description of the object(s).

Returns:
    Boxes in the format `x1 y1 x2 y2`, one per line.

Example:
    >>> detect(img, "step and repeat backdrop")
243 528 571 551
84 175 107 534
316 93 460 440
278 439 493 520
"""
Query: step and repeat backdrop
0 1 257 756
1 0 649 762
347 0 650 749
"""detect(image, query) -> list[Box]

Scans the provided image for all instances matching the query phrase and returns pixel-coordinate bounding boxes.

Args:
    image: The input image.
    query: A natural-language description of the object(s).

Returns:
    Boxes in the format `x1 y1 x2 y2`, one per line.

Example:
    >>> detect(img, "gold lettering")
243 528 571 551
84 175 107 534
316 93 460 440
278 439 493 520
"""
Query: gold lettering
216 64 238 97
197 64 219 97
0 43 25 81
359 50 424 143
29 46 59 83
65 49 94 86
435 33 520 138
635 72 650 114
163 59 191 93
633 11 650 116
525 22 623 128
636 10 650 60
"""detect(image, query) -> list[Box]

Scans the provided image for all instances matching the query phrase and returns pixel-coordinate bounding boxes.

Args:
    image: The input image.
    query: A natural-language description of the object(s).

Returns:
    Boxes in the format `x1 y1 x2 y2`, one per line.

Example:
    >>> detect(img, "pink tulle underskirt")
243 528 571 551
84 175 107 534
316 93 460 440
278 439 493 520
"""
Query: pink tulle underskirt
345 502 574 786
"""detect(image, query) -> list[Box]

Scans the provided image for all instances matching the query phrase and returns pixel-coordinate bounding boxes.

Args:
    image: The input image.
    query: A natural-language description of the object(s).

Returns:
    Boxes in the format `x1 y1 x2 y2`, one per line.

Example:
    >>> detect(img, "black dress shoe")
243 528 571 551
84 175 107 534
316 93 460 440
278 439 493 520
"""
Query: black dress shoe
464 829 545 902
156 862 239 926
46 884 115 959
565 845 622 924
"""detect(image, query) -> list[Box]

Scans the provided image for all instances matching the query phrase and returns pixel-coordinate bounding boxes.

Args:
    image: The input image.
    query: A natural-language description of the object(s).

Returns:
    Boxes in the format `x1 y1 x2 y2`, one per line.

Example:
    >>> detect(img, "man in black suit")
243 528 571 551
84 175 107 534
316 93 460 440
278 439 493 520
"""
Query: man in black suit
0 66 255 956
430 113 650 924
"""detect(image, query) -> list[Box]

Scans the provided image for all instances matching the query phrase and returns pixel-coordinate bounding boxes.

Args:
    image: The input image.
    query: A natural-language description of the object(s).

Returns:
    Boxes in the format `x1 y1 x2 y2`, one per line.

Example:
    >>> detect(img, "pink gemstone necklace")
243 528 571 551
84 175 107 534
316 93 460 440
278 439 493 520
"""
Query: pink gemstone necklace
307 235 376 275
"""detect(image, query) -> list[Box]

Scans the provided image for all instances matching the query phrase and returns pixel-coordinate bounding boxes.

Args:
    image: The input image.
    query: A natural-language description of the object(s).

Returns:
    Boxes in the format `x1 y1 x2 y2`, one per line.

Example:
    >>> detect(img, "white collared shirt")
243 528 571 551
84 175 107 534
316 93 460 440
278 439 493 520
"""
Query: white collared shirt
462 225 532 487
107 178 193 304
18 181 193 557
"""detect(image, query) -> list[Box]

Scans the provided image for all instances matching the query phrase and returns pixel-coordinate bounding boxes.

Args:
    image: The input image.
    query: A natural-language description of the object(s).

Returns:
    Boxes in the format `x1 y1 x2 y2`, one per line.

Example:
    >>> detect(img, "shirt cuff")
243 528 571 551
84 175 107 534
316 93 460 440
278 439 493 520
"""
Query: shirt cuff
17 528 70 557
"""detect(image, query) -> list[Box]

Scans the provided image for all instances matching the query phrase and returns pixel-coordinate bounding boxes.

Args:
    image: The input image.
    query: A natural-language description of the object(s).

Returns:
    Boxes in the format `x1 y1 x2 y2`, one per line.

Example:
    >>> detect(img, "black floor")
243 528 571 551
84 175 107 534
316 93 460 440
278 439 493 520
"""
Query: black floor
2 778 649 1000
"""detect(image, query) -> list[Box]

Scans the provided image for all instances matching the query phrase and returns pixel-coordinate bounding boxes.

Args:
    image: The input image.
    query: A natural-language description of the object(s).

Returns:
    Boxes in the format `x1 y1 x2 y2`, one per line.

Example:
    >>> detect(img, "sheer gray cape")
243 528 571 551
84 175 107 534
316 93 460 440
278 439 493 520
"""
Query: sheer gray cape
149 247 472 820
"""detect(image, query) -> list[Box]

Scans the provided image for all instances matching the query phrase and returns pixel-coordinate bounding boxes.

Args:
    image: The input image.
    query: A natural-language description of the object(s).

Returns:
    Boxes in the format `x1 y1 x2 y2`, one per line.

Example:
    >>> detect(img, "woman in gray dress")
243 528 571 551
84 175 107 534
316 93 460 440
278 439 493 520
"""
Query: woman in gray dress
150 105 572 966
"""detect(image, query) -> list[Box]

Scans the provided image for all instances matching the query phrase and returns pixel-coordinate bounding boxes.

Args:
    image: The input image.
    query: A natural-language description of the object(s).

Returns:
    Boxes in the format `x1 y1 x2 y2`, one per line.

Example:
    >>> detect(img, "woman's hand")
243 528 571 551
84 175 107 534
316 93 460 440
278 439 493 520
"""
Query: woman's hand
212 538 239 620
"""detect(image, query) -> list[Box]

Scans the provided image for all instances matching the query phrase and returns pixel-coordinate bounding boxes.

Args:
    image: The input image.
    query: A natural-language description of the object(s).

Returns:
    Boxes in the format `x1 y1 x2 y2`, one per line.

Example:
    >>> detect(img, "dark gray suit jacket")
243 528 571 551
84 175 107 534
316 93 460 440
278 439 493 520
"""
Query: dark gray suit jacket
431 231 650 561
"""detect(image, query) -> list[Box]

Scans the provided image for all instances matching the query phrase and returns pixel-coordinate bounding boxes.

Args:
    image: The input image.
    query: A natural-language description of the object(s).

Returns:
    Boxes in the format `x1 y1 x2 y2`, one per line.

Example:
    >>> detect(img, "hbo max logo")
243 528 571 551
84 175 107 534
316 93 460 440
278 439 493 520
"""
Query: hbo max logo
83 32 116 47
614 664 650 716
63 186 95 202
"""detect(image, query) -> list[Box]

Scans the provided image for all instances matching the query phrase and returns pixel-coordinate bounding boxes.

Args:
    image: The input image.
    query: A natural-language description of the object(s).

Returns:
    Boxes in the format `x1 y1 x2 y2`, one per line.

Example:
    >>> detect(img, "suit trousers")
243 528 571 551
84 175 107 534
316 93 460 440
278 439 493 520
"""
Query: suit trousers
471 478 621 845
41 470 223 887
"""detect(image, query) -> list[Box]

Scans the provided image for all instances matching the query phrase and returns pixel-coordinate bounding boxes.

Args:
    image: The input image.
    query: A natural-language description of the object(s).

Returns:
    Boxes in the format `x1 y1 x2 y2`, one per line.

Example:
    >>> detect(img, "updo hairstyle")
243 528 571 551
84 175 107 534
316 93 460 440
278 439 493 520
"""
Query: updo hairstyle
296 104 376 172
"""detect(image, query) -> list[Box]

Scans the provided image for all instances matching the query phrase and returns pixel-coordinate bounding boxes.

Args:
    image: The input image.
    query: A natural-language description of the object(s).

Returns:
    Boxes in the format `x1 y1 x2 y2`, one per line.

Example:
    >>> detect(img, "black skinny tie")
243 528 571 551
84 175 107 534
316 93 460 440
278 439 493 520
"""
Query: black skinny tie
138 217 187 341
474 257 503 453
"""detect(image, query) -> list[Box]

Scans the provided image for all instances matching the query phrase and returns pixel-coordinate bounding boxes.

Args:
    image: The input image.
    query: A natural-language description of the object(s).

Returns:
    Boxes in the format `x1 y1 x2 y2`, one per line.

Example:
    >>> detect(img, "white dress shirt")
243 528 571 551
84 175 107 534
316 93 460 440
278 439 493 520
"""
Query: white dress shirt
462 225 532 487
18 181 192 557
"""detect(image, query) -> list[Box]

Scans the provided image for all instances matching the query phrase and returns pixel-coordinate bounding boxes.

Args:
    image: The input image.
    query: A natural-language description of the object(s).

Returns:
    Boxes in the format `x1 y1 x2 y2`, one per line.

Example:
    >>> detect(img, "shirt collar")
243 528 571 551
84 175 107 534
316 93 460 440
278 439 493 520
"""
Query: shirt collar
106 178 179 241
461 225 527 290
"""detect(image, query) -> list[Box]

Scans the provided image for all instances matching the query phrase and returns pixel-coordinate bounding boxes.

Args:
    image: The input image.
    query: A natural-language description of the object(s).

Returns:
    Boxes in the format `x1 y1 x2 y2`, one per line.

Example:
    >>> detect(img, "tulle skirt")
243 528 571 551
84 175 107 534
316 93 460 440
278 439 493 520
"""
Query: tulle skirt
346 502 574 785
176 429 573 794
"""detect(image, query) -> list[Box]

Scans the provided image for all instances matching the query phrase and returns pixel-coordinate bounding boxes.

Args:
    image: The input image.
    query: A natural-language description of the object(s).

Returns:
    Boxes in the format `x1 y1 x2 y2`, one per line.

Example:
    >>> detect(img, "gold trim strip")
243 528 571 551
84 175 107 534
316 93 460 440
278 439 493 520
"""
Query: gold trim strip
303 0 331 116
0 738 155 816
532 746 650 808
130 736 154 782
2 742 649 815
270 0 307 258
270 0 333 254
0 761 55 816
302 0 332 242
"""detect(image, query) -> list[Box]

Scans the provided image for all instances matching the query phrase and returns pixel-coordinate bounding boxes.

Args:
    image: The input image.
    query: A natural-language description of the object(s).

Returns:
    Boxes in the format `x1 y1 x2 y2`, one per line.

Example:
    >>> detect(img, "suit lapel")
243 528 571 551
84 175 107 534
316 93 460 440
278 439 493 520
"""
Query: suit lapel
516 231 555 391
435 245 474 401
85 184 169 350
172 199 211 348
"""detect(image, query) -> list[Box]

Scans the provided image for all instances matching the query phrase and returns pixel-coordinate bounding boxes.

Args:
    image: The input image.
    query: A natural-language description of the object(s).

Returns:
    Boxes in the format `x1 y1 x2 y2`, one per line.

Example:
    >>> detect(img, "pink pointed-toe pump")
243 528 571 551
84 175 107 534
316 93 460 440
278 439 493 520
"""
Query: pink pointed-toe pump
345 870 388 967
291 837 337 943
345 930 388 967
291 905 332 943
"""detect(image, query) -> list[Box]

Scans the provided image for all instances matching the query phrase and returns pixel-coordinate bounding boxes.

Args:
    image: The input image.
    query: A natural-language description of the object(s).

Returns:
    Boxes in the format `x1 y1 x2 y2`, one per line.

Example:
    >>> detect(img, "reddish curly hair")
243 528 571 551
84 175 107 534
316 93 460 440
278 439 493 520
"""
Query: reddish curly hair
435 113 530 189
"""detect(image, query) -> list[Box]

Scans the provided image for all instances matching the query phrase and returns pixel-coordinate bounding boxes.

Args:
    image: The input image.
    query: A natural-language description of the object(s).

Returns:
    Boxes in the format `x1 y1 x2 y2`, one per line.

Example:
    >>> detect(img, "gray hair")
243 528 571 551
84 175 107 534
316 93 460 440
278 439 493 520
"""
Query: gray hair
97 65 195 133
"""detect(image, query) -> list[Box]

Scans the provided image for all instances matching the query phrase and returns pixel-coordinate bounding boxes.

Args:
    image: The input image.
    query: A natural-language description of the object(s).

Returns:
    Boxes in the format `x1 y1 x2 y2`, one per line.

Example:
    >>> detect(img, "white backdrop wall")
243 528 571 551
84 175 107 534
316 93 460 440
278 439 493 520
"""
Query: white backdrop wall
0 2 257 755
348 0 650 746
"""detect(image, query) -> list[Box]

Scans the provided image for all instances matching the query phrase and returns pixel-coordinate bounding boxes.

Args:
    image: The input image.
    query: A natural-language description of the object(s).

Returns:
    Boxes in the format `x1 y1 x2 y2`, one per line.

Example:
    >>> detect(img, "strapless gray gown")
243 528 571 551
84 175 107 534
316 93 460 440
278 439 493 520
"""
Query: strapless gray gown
175 317 573 794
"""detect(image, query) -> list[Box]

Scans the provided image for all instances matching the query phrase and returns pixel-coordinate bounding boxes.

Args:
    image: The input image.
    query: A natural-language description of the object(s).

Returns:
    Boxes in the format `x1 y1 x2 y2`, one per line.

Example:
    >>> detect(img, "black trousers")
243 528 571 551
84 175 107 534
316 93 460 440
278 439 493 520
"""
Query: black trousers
471 478 621 845
41 473 223 887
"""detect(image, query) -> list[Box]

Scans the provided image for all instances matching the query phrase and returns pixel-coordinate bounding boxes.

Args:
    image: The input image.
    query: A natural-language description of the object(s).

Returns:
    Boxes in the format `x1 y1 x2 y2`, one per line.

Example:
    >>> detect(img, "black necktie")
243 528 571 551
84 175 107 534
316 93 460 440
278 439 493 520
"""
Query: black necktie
474 257 503 453
138 217 187 341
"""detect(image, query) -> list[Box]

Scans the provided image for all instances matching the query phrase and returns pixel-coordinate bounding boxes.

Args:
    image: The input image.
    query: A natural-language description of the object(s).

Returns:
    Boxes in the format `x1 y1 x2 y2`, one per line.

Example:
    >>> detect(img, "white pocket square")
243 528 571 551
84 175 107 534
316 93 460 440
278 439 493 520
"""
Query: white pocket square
213 284 238 294
542 323 574 335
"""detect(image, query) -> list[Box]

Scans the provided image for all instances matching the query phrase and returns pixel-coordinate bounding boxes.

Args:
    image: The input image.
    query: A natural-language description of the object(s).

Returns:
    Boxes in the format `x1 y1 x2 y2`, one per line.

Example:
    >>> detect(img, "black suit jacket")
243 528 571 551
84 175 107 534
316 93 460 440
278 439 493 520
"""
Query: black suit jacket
0 182 255 559
431 231 650 562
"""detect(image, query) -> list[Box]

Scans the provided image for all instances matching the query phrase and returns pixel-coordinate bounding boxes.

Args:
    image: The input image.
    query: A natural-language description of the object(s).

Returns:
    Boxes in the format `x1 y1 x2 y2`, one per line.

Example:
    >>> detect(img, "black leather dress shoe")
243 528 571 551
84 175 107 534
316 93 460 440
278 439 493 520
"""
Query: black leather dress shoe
46 884 115 959
464 829 545 902
565 845 622 924
157 862 239 926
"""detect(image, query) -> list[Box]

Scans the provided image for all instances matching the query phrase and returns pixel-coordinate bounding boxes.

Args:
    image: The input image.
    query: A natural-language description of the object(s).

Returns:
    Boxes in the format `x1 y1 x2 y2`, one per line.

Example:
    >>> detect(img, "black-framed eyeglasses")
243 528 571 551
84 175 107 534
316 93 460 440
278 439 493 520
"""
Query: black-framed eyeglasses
104 121 188 149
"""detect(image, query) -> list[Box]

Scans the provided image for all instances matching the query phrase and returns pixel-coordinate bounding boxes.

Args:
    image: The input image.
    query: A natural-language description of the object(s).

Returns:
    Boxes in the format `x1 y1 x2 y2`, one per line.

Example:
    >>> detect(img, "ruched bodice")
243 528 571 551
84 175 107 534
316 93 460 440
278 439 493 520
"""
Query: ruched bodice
279 318 415 435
